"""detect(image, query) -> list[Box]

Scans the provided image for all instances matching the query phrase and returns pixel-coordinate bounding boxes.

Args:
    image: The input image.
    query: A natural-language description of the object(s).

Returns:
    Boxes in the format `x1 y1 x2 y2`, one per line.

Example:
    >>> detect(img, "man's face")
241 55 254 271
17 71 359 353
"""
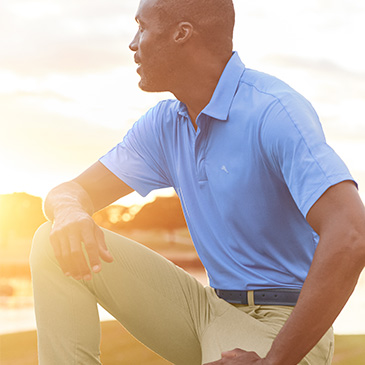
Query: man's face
129 0 175 92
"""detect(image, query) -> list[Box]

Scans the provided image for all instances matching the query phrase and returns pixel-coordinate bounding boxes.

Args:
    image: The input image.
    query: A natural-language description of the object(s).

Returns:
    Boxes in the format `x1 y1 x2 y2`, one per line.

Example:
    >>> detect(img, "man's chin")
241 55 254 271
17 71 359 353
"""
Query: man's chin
138 79 166 93
138 80 152 92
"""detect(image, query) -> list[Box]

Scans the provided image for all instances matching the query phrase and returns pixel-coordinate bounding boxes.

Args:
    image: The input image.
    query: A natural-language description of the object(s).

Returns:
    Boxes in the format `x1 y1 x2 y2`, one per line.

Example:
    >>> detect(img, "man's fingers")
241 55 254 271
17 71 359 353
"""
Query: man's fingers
203 349 263 365
50 233 71 276
95 226 114 265
80 222 102 275
50 217 112 280
58 236 73 276
221 349 239 358
69 233 91 280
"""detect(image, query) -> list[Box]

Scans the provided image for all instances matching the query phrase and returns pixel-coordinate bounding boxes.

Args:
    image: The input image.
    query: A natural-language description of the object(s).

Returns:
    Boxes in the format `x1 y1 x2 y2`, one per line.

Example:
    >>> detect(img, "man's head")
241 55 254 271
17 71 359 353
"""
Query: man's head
129 0 235 93
154 0 235 54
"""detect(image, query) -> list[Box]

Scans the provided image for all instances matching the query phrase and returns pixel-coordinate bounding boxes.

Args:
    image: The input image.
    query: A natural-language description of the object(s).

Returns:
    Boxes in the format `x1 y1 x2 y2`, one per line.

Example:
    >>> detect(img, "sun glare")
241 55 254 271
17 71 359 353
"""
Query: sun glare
8 1 62 20
1 0 364 206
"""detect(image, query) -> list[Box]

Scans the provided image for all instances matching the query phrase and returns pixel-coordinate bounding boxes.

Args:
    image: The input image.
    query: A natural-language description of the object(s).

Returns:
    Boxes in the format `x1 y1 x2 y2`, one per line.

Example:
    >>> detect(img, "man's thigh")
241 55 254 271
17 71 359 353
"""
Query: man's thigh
85 229 281 364
88 228 334 365
32 224 333 364
31 223 205 364
200 298 334 364
84 227 207 364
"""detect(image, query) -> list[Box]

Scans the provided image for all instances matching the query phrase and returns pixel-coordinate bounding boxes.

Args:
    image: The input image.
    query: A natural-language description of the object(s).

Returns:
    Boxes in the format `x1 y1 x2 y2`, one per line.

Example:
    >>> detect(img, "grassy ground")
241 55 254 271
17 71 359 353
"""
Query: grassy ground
0 321 364 364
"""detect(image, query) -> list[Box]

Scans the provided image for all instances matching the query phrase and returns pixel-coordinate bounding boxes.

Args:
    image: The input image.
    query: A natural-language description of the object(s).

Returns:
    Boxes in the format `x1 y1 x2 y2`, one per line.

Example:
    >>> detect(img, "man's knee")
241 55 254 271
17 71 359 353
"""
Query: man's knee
30 221 53 270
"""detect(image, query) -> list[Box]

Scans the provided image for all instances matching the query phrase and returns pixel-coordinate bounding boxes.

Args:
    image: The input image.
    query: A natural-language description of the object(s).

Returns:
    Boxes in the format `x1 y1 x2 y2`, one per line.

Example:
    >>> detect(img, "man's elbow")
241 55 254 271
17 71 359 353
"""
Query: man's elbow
344 224 365 271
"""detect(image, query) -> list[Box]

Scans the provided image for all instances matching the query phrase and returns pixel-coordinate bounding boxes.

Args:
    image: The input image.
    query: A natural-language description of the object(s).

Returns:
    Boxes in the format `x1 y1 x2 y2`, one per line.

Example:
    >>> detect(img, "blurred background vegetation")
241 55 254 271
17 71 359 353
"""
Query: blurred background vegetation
0 192 201 296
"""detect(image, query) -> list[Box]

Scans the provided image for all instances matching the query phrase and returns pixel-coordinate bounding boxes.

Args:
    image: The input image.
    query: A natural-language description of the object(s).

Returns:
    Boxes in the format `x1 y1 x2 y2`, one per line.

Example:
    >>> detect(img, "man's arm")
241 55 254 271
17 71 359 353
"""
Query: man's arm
206 180 365 365
263 180 365 364
44 161 134 281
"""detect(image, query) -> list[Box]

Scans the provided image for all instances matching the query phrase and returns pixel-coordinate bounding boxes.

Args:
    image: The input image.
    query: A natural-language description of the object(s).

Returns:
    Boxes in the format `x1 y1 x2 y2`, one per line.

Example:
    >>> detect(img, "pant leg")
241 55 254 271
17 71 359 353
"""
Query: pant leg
30 222 333 365
200 301 334 364
31 222 103 364
80 226 209 364
30 222 208 364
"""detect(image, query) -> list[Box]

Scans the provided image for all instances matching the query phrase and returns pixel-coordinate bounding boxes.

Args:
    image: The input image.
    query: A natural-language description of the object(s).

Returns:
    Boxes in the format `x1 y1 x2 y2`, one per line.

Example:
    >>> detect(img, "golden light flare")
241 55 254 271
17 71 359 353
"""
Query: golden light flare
1 0 364 202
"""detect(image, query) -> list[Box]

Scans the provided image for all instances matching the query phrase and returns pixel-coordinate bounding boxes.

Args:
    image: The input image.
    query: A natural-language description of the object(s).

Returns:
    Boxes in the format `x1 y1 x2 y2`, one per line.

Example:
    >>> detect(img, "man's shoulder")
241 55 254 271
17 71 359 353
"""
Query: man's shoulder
149 98 181 116
149 98 187 126
240 68 297 99
239 67 314 115
132 98 182 135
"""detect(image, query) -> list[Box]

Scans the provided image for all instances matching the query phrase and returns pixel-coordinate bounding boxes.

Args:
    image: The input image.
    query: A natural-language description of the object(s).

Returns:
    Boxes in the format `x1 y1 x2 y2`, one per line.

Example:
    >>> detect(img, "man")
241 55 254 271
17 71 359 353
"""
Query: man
30 0 365 364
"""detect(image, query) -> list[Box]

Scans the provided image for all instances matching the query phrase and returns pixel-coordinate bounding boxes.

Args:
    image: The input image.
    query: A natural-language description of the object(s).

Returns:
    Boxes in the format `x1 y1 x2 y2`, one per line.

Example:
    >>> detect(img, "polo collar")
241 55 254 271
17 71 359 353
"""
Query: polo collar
201 51 246 121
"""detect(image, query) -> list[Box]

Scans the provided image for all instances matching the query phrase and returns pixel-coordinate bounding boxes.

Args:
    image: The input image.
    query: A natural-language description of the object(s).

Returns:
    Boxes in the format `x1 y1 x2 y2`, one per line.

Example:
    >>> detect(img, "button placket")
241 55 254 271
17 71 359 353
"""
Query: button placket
194 116 208 182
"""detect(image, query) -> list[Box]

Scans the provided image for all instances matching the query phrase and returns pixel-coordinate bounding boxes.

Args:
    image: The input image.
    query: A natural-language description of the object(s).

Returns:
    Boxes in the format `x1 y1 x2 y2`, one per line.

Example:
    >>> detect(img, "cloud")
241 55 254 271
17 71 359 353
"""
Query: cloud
0 0 138 76
262 54 365 82
0 67 172 132
2 0 365 198
261 55 365 140
0 90 124 196
0 92 119 160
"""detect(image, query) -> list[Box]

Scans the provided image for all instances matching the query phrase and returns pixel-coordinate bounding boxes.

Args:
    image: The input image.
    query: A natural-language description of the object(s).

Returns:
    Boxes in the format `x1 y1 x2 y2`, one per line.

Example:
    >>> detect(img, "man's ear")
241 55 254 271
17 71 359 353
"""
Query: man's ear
173 22 194 44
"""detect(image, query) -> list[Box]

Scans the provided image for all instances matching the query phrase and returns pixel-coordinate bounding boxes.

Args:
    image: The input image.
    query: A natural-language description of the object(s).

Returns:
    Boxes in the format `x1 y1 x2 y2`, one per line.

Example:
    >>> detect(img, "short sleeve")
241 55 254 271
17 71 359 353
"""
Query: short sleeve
99 104 172 196
260 97 355 217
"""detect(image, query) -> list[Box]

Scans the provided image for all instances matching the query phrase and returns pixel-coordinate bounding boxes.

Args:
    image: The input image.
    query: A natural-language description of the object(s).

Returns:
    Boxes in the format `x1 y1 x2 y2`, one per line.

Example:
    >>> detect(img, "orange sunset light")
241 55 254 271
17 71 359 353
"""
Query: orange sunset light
1 0 364 203
0 2 364 358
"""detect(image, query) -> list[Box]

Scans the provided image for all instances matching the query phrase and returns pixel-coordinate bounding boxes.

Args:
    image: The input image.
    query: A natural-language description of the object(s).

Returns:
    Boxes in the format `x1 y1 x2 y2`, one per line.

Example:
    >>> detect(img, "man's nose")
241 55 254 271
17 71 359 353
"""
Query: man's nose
129 32 139 51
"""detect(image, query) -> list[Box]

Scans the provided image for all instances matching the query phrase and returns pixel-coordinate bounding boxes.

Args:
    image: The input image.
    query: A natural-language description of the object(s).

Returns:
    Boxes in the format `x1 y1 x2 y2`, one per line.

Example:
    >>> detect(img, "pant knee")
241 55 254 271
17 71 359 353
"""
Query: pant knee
30 221 53 270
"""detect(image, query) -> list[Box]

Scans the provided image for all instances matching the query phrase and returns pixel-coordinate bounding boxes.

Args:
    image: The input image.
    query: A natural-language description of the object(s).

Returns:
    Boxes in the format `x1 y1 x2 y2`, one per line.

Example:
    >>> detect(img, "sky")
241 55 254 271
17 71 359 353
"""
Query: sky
1 0 365 206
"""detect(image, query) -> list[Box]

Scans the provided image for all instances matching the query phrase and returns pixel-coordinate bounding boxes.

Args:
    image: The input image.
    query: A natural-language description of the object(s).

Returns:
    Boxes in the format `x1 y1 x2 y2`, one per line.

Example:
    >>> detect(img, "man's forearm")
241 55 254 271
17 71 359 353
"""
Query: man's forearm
42 180 113 279
44 181 95 221
265 233 364 365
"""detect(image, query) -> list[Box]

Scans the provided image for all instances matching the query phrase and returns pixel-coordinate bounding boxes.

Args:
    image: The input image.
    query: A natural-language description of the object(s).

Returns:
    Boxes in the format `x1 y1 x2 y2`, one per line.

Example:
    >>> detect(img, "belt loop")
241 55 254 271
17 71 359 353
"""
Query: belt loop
247 290 255 306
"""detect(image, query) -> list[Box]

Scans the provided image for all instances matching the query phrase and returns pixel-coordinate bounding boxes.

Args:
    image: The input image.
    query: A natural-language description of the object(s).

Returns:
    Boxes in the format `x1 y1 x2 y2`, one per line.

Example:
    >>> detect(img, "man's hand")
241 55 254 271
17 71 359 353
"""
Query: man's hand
204 349 266 365
43 162 134 281
50 207 113 281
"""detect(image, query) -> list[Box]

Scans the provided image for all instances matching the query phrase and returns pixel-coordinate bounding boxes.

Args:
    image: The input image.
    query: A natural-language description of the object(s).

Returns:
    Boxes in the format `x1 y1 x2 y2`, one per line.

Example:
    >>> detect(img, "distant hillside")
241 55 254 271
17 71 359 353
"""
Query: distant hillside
94 195 187 233
0 192 190 250
0 193 188 247
0 192 196 277
0 193 46 248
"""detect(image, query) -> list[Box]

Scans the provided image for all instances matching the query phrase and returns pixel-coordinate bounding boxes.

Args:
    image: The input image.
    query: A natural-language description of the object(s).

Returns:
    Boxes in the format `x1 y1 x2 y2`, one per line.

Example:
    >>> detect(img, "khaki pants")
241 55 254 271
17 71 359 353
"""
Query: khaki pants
30 222 334 364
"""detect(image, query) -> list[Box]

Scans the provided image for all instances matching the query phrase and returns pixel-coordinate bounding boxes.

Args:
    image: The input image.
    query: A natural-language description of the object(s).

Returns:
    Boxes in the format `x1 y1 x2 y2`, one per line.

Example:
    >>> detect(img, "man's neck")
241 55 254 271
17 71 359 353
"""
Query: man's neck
172 52 231 130
187 107 198 131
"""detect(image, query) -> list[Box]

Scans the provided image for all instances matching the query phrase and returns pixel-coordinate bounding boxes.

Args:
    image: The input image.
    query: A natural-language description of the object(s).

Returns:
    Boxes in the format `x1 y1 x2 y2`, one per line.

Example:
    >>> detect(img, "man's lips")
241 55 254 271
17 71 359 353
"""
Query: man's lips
134 56 142 73
134 55 141 66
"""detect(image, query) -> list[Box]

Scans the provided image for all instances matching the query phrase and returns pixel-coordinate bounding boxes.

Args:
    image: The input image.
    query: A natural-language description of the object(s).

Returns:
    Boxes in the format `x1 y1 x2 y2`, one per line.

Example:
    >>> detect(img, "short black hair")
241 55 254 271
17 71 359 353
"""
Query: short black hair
155 0 235 53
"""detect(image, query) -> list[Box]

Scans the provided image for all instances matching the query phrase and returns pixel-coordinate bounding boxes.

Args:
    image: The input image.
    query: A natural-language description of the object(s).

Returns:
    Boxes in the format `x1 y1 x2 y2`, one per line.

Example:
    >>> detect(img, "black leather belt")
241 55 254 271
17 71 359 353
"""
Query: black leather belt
215 288 301 306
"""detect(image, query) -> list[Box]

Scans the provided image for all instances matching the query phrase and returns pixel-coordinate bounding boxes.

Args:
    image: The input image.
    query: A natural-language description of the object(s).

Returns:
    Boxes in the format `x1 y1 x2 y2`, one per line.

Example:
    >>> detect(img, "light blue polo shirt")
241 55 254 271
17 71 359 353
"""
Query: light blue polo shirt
100 52 354 291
